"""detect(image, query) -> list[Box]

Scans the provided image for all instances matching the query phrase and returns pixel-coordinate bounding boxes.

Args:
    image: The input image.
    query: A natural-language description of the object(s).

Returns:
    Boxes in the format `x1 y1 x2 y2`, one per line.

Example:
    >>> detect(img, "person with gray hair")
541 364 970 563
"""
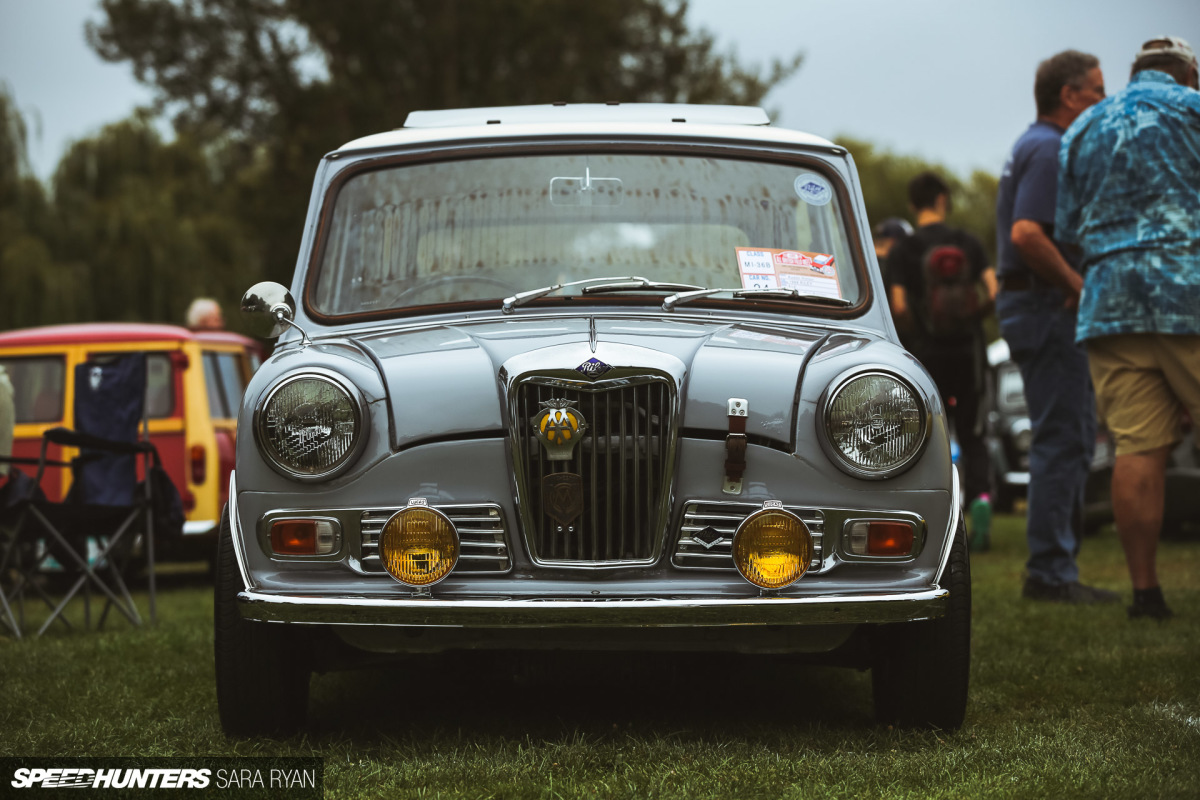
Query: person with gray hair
994 49 1113 604
186 297 225 331
1056 36 1200 621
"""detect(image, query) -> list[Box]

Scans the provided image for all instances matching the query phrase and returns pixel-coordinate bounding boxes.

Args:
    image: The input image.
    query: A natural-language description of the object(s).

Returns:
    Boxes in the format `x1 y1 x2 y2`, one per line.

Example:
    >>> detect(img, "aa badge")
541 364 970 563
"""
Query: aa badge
532 399 588 461
542 472 584 526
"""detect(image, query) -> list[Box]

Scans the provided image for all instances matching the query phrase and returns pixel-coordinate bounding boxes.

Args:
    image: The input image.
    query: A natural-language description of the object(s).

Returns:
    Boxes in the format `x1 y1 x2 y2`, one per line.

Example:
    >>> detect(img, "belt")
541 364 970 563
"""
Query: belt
999 273 1037 291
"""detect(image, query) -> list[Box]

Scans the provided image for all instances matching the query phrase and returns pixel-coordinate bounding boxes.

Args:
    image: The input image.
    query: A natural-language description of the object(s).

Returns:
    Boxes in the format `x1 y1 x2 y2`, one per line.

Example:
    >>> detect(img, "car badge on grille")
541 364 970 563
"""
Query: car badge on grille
532 399 588 461
691 526 724 550
542 472 584 526
575 357 613 380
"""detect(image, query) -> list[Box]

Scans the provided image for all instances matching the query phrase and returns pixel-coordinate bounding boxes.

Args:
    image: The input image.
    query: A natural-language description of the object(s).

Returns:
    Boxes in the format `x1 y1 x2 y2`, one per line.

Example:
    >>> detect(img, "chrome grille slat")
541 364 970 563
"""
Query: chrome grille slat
358 504 510 574
515 378 673 565
672 501 825 571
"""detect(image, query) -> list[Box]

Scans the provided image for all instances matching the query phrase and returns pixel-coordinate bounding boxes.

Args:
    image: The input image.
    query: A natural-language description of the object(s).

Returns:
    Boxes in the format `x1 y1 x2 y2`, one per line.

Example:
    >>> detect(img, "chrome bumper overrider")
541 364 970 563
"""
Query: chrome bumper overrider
237 588 948 628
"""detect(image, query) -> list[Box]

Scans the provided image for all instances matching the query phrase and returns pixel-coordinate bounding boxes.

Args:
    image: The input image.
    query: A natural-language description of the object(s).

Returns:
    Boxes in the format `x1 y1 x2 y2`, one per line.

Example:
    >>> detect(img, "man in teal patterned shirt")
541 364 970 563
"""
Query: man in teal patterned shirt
1057 36 1200 621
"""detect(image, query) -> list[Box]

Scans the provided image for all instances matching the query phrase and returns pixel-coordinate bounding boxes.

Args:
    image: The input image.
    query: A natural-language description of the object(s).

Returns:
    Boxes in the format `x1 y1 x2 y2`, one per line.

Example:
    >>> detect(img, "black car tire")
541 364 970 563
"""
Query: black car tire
871 520 971 730
214 506 310 737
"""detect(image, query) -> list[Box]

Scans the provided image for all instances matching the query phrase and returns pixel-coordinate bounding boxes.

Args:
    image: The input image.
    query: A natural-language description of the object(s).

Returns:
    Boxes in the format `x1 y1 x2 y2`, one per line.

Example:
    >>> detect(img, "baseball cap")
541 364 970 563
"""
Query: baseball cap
1135 36 1198 68
872 217 913 240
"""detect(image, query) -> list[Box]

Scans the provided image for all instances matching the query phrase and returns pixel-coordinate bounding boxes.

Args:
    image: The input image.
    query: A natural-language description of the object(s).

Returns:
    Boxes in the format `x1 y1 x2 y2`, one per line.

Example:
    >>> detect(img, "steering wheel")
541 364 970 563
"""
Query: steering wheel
382 275 518 307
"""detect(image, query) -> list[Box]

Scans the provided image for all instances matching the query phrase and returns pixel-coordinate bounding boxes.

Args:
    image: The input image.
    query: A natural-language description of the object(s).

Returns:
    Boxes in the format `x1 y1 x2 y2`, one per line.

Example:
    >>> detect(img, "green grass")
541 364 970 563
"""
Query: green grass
2 517 1199 799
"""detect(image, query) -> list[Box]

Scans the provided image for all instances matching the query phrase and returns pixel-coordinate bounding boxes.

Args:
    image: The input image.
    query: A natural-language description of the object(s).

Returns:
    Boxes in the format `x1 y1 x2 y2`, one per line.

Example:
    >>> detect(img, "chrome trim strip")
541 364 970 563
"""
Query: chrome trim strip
228 471 254 591
238 587 949 627
934 466 962 587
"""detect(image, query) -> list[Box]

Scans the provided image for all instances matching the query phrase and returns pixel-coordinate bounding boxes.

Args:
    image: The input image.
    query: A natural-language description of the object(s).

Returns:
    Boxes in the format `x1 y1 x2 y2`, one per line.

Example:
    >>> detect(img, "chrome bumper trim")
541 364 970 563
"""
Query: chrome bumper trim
237 587 948 628
934 466 962 586
228 472 253 591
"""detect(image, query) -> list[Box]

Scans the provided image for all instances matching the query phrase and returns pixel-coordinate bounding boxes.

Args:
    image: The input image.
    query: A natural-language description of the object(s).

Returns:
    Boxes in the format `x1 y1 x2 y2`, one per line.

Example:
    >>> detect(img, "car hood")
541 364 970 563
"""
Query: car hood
353 316 876 451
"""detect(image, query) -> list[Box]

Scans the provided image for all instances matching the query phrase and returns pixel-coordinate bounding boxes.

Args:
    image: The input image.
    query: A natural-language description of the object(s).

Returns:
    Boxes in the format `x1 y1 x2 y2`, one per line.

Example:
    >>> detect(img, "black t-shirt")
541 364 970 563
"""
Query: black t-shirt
886 222 988 354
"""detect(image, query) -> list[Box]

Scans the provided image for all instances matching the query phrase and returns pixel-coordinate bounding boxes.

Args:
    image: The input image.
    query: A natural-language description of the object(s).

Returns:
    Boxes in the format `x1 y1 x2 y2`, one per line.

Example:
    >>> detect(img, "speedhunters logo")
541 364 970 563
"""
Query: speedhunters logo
11 768 212 789
2 758 322 797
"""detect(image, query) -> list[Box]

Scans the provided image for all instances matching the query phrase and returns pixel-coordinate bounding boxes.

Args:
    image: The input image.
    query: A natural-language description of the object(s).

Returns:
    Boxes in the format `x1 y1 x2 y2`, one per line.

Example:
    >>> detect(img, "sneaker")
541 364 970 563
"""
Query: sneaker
1023 576 1121 604
1128 601 1174 621
969 496 992 552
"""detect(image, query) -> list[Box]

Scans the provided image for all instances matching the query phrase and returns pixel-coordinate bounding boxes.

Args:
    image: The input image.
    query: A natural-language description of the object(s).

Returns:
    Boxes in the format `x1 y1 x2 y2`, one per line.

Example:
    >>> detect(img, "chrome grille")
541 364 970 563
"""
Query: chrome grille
359 504 510 574
672 501 824 571
515 379 673 564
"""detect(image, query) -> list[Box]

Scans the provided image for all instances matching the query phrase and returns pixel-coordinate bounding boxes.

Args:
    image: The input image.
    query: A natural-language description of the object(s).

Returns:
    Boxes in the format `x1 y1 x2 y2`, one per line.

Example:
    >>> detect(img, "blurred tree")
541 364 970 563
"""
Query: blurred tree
0 87 88 328
88 0 803 285
840 136 998 260
50 113 262 326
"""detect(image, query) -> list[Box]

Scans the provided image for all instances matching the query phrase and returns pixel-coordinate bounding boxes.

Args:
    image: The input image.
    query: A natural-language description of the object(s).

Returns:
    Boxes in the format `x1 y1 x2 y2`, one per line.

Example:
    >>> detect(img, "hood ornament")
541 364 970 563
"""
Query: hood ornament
532 399 588 461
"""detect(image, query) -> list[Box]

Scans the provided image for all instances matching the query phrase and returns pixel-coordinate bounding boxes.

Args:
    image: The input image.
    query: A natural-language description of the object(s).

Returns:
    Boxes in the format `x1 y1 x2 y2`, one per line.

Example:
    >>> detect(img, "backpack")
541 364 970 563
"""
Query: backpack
136 462 185 540
920 243 983 340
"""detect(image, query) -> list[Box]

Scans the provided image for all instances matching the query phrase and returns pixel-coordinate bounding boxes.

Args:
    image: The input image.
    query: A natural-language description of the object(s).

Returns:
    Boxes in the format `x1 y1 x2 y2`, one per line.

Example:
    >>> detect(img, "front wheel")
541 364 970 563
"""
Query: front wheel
871 520 971 729
214 506 310 737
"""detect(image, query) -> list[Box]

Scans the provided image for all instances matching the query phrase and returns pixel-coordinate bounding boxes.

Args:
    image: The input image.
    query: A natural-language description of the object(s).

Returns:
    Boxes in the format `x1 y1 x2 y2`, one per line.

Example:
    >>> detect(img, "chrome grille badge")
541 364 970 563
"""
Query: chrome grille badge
532 399 588 461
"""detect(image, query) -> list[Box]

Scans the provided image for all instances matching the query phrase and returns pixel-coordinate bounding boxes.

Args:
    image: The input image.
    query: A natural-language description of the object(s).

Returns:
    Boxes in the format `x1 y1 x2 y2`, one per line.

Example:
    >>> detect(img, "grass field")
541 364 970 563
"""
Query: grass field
2 515 1198 799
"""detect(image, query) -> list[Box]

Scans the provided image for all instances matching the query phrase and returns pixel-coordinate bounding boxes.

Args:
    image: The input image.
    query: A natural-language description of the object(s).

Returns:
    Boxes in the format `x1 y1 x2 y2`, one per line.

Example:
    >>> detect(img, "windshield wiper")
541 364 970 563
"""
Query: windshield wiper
582 278 706 295
502 276 699 313
662 287 853 311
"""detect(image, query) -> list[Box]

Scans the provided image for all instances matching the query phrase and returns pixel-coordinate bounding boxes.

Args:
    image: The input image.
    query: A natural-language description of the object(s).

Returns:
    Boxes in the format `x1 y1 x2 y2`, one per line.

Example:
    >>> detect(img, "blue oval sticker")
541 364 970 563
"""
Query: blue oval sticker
794 173 833 206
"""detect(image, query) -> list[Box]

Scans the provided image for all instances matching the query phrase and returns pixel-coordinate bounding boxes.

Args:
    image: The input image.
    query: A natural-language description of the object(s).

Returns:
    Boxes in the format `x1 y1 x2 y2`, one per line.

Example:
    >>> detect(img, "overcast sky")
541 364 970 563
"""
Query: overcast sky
2 0 1198 182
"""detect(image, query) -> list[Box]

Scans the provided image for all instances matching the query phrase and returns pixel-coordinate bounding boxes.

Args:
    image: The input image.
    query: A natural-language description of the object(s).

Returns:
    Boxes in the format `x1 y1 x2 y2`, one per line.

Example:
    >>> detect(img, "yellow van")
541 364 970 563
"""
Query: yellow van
0 323 260 560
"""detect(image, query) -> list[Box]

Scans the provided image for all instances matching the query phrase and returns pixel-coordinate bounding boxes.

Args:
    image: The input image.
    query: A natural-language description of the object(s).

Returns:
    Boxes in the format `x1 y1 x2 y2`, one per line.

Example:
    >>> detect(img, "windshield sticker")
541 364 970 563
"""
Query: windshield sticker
736 247 843 300
794 173 833 206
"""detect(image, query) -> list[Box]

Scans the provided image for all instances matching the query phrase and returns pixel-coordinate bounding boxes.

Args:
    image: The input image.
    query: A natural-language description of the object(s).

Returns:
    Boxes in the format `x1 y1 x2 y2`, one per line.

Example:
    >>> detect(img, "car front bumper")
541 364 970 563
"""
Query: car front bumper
236 587 948 628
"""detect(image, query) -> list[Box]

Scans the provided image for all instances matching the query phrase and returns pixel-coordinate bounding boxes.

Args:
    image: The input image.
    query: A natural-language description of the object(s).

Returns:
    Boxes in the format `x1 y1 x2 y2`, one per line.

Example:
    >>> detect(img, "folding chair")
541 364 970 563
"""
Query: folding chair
0 353 158 637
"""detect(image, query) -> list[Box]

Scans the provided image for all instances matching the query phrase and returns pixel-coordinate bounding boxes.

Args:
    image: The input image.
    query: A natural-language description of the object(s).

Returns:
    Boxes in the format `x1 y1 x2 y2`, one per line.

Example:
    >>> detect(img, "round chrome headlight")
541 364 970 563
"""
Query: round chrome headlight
821 370 929 479
255 371 365 480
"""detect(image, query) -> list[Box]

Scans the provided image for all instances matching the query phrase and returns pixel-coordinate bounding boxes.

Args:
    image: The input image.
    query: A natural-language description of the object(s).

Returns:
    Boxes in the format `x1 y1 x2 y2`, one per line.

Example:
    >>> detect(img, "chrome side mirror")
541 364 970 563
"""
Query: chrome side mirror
240 282 310 344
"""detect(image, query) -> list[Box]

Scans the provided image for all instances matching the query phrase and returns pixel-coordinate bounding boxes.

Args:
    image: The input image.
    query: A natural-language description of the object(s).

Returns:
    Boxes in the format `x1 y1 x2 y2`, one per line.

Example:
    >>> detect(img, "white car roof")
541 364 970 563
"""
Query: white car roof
336 103 839 153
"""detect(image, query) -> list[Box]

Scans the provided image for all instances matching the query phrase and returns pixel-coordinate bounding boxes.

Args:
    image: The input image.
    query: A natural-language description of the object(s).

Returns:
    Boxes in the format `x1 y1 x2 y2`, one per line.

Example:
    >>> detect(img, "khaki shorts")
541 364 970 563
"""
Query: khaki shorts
1086 334 1200 456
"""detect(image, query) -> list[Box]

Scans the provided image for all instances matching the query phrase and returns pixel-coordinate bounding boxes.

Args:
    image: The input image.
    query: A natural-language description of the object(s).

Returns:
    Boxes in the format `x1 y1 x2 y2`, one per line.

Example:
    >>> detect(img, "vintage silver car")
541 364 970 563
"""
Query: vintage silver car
216 104 970 736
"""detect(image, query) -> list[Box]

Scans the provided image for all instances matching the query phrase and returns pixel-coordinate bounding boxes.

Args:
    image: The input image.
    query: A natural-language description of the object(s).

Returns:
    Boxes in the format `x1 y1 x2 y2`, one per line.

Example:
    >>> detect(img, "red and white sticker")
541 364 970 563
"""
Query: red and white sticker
736 247 842 300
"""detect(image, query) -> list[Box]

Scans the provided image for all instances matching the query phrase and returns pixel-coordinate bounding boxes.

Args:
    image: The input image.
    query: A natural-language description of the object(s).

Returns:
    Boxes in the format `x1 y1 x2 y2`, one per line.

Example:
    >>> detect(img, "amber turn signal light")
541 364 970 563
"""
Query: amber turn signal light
732 507 813 590
269 519 339 555
846 520 914 557
378 505 459 587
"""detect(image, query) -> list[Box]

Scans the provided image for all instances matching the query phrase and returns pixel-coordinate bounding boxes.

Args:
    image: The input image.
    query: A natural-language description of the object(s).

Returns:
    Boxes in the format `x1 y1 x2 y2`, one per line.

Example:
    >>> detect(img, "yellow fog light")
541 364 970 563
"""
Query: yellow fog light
732 507 813 590
378 505 459 587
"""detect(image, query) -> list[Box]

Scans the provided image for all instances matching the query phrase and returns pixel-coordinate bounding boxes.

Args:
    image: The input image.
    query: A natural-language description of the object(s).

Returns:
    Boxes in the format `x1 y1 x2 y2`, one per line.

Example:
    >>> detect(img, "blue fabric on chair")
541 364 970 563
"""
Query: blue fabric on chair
0 352 158 637
72 355 146 507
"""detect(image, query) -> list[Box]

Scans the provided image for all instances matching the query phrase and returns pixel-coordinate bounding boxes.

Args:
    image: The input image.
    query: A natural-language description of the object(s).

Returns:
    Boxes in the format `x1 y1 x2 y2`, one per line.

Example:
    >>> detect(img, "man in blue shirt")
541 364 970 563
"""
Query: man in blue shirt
1057 36 1200 621
995 50 1115 604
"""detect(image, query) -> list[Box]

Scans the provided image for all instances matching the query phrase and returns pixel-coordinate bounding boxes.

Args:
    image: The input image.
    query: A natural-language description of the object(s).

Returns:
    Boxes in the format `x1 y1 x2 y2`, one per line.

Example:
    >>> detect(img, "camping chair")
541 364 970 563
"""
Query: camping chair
0 353 158 637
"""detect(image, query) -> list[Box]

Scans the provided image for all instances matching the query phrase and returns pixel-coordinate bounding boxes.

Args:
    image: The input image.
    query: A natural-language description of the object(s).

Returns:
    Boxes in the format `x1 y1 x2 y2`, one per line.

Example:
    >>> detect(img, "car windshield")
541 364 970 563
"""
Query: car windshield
310 152 863 316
